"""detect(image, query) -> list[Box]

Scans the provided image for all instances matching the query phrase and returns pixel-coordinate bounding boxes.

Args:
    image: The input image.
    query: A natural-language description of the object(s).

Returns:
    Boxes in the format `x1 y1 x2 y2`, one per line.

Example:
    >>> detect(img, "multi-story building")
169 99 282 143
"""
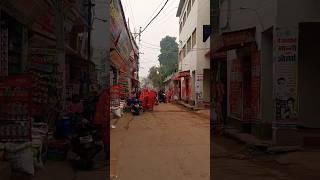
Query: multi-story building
211 0 320 146
110 0 139 105
176 0 210 107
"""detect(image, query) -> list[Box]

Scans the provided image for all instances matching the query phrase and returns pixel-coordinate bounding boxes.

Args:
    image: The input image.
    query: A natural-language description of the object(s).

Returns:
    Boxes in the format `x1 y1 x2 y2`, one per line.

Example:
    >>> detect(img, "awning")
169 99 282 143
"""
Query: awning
212 28 256 53
205 50 227 59
172 71 190 80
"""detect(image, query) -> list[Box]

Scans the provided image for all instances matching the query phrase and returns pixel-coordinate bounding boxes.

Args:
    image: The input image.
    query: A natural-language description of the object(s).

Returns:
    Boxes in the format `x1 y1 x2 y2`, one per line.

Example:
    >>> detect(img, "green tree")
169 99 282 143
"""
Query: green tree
148 66 162 88
158 36 178 78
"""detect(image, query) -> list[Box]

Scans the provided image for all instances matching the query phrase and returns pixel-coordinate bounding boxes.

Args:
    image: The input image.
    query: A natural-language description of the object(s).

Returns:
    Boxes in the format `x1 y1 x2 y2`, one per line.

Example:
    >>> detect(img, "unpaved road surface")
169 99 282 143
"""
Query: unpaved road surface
111 103 320 180
111 103 210 180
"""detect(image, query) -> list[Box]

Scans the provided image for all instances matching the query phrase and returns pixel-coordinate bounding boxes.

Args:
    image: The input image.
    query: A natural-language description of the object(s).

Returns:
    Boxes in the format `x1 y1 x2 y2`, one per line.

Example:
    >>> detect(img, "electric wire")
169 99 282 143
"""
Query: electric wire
140 0 170 34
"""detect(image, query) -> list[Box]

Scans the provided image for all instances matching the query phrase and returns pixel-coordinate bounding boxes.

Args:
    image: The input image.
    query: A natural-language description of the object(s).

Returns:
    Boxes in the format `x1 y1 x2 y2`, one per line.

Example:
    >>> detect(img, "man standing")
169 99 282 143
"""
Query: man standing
94 88 110 164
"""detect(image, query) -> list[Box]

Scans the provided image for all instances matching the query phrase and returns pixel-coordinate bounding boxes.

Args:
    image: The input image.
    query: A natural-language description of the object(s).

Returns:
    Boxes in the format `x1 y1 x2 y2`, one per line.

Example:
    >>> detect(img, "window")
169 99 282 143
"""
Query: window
183 12 186 25
187 37 191 53
192 28 196 47
179 23 182 33
187 0 191 16
192 0 195 5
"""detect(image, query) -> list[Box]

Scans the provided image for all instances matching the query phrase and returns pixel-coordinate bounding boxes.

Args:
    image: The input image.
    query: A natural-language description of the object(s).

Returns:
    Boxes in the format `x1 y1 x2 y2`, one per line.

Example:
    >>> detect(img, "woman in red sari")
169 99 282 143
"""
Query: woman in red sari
147 90 156 110
139 89 148 111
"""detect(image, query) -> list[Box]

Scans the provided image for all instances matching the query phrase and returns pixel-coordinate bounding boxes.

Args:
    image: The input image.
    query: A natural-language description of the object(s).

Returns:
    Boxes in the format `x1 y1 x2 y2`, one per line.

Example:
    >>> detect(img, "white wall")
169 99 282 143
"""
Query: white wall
178 0 198 72
196 0 210 71
277 0 320 28
219 0 277 50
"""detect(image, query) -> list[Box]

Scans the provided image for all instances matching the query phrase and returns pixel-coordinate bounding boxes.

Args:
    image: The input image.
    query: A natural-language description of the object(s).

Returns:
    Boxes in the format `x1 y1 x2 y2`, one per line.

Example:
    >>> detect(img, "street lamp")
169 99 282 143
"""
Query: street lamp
240 7 265 31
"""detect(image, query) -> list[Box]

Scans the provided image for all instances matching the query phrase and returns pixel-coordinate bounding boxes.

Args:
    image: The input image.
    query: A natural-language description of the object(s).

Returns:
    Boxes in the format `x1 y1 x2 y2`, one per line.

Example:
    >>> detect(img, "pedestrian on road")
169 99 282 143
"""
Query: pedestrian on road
139 89 148 111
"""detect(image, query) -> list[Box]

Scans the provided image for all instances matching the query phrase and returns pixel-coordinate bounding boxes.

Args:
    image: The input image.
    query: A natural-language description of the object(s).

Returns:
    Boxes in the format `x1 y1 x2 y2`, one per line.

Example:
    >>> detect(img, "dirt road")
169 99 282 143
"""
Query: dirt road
111 103 210 180
111 103 320 180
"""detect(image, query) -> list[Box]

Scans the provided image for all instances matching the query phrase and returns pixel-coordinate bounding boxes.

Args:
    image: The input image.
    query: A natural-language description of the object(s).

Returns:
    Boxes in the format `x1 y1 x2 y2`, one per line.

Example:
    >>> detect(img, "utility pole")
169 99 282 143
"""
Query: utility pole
87 0 94 62
55 0 66 111
85 0 94 96
139 26 142 44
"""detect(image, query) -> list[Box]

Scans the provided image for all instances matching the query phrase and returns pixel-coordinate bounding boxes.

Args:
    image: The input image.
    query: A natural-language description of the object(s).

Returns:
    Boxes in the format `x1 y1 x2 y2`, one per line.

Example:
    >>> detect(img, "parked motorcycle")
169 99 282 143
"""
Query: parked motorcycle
159 93 166 103
69 116 102 170
131 98 142 115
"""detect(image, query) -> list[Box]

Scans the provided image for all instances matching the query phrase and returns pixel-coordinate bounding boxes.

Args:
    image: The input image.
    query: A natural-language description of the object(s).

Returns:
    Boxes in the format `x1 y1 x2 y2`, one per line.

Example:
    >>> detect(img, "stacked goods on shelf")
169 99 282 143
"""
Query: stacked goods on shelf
0 75 32 142
0 27 8 76
118 74 129 99
28 49 61 122
111 85 120 107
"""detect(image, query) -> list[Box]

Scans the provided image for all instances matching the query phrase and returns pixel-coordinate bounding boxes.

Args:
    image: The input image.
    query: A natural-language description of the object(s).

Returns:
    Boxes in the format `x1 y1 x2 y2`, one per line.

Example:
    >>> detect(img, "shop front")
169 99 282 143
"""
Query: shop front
173 71 191 102
0 8 60 176
212 28 260 132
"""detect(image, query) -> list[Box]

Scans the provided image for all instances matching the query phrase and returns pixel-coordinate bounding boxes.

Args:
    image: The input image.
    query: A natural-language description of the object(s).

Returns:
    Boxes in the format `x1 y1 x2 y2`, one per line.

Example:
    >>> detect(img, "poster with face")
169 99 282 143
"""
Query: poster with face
274 27 298 123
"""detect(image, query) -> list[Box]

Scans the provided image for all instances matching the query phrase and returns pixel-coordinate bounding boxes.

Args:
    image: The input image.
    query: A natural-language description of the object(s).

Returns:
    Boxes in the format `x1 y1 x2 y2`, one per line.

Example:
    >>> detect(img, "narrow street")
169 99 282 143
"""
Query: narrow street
111 103 210 180
212 136 292 180
212 134 320 180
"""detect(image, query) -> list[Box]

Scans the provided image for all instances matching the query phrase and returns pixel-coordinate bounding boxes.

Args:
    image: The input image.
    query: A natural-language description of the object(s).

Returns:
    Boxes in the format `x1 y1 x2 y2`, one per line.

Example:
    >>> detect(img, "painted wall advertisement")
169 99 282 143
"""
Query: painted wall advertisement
110 0 131 62
274 28 298 125
228 50 243 120
195 74 203 103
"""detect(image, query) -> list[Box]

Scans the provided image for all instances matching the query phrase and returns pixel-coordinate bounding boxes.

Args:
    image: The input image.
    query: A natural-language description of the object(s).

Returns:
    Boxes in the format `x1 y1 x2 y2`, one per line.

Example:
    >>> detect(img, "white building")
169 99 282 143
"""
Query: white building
176 0 210 107
212 0 320 146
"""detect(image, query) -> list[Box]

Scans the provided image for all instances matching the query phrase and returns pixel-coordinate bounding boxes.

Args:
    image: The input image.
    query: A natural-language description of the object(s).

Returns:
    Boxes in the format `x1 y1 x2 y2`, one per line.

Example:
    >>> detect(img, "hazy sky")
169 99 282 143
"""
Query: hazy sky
120 0 180 78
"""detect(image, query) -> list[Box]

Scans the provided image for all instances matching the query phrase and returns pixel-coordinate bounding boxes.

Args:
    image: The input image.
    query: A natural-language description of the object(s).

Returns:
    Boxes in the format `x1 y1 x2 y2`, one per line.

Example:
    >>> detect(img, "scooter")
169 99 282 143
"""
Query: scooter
159 93 166 103
131 99 142 115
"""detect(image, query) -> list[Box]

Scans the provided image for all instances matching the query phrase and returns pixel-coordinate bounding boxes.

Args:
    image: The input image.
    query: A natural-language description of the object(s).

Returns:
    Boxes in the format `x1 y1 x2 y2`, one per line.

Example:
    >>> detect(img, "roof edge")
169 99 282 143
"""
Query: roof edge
176 0 185 17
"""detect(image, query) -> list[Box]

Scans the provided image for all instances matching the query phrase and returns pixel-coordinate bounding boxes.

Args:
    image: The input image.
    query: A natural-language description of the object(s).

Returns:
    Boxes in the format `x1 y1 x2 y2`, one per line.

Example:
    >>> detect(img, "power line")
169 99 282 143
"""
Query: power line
125 0 137 30
151 0 176 23
155 7 178 25
146 0 167 25
140 0 170 34
141 43 209 51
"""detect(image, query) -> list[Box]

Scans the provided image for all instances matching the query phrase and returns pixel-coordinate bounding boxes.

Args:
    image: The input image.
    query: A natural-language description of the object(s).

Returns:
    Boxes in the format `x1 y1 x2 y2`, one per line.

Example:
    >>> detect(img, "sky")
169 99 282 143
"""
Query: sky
120 0 180 78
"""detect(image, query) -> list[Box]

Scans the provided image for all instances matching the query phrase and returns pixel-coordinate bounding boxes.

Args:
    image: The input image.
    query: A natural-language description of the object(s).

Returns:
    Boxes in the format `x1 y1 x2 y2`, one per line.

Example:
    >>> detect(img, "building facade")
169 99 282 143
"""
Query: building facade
176 0 210 107
110 0 139 107
211 0 320 146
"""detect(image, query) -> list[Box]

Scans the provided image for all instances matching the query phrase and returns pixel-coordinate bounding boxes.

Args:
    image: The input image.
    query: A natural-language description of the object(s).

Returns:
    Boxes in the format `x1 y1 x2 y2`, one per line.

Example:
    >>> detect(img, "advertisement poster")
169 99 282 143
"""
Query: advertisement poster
274 27 298 124
229 51 243 120
110 0 131 61
195 74 203 103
